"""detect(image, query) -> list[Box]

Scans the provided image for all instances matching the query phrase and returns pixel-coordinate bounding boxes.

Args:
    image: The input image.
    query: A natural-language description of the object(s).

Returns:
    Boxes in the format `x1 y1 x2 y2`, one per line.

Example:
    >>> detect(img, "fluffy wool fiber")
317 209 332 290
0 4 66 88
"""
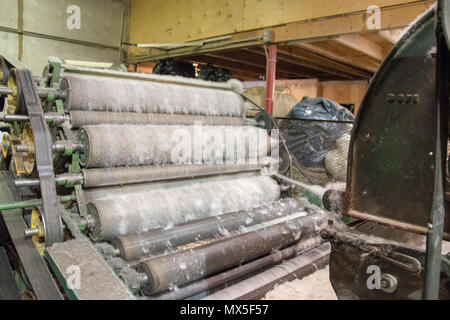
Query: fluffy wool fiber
66 74 244 117
80 124 269 168
89 176 281 240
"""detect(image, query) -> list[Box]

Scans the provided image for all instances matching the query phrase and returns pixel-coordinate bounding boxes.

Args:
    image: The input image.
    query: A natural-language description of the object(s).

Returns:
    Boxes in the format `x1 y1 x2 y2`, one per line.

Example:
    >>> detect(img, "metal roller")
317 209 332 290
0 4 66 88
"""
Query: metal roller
77 125 269 168
152 237 324 300
82 163 261 188
69 111 245 128
64 73 244 117
112 198 302 261
137 209 327 295
86 176 280 241
203 242 331 300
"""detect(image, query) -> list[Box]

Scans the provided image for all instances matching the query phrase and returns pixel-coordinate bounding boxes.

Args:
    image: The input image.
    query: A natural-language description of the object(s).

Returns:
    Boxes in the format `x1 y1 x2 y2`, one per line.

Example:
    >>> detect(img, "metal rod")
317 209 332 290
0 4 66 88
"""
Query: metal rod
1 114 29 122
14 174 84 188
0 85 63 98
275 116 354 124
0 25 119 50
14 179 40 187
0 195 73 211
2 113 68 123
15 145 29 152
24 228 39 238
37 87 65 99
134 35 232 49
0 86 13 95
273 173 326 198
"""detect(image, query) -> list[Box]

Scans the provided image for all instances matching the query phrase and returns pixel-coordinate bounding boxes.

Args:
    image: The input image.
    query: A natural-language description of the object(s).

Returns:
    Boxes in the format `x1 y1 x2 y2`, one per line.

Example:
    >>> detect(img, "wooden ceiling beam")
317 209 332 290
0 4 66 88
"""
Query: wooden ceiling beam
296 41 380 73
243 47 359 80
333 34 383 61
199 51 323 79
278 46 372 78
248 47 358 80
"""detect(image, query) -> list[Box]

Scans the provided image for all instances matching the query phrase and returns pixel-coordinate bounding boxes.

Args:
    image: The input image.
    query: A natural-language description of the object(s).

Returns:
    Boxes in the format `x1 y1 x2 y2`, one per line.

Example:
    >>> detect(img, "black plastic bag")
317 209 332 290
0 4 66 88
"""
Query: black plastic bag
281 97 354 168
197 64 231 82
152 59 195 78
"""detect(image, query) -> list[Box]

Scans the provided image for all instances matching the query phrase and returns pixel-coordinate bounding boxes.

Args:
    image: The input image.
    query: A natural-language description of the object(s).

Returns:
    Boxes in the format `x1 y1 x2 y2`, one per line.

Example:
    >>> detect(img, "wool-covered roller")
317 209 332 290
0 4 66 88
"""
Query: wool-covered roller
152 237 323 300
86 176 280 241
82 163 261 188
64 73 244 117
202 242 331 300
112 198 302 261
77 125 269 168
69 111 245 128
137 209 327 295
83 172 258 201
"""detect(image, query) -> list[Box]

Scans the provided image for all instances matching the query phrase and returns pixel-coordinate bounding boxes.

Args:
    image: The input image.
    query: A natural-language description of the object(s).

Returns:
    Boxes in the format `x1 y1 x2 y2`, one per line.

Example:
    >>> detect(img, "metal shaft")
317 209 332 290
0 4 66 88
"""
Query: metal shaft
0 85 63 98
0 86 13 95
70 111 245 128
1 113 68 124
0 195 74 211
14 173 84 188
83 163 261 189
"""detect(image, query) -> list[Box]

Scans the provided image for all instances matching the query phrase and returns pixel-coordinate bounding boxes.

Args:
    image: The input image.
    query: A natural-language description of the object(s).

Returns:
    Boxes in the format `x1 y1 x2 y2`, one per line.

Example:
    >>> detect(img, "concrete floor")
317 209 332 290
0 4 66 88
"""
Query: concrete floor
263 266 338 300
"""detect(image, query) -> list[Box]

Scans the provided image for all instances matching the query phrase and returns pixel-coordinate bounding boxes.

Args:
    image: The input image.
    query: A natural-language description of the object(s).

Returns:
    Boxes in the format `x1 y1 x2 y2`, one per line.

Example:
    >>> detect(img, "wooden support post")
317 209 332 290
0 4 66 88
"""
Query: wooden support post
265 44 277 115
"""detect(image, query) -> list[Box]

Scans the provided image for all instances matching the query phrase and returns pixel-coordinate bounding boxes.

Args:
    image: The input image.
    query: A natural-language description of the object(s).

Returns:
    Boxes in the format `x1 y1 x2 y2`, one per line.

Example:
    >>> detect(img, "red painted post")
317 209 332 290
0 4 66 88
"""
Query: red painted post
265 44 277 116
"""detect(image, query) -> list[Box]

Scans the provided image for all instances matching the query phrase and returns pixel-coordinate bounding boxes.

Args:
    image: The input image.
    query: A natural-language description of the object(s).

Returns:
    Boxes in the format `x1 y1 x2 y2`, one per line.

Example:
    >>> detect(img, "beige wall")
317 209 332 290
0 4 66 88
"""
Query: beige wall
318 80 368 114
244 79 368 116
1 0 129 75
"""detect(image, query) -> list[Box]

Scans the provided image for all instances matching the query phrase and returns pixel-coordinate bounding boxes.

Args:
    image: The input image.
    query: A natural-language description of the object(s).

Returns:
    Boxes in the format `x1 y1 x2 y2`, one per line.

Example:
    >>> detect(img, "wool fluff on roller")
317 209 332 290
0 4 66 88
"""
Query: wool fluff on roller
65 74 244 117
78 125 269 168
87 176 281 241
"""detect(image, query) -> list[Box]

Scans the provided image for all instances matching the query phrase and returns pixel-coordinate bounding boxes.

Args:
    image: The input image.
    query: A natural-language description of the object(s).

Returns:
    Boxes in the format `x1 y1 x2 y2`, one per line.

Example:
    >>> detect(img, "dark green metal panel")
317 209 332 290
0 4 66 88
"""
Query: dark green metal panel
347 7 450 237
0 171 62 300
441 0 450 49
0 247 20 300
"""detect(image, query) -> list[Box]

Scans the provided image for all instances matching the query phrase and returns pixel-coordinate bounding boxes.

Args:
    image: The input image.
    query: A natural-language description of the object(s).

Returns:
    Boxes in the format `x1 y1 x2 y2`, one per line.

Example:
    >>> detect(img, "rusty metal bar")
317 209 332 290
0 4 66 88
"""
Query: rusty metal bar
265 44 277 115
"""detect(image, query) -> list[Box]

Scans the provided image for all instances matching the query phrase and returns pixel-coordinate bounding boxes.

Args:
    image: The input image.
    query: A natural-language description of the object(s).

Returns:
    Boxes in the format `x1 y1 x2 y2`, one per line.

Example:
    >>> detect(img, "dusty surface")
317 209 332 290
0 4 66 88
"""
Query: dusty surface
47 239 135 300
264 266 337 300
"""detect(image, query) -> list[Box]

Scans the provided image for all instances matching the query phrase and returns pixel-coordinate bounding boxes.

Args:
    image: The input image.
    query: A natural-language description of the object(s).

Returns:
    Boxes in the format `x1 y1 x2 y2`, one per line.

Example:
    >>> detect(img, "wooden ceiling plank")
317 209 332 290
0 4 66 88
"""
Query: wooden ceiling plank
286 46 372 78
205 51 323 79
244 46 368 79
334 34 383 61
297 41 380 73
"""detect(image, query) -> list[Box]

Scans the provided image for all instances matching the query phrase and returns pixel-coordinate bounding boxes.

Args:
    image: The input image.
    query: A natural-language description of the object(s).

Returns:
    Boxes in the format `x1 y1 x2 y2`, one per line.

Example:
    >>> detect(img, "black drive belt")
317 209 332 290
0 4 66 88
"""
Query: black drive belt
16 69 63 245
